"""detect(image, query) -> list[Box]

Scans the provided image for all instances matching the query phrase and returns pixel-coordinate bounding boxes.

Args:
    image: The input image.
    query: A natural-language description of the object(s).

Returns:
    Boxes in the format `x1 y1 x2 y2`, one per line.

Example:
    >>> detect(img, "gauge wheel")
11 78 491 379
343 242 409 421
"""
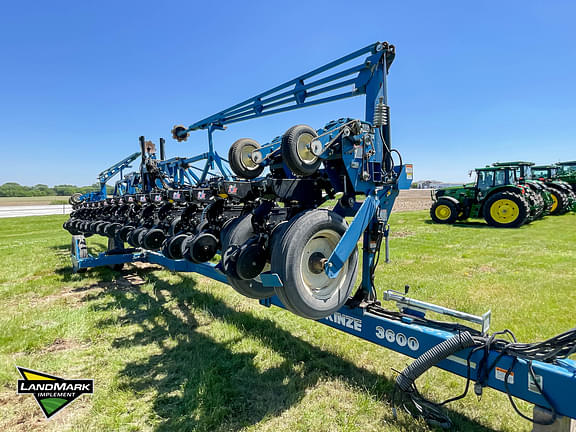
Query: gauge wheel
228 138 265 179
281 125 321 176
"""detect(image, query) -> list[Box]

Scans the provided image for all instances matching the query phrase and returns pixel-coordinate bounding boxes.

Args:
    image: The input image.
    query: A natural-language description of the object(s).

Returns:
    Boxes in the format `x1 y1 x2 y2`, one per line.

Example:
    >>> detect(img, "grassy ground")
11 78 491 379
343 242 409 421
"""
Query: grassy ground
0 196 70 206
0 212 574 431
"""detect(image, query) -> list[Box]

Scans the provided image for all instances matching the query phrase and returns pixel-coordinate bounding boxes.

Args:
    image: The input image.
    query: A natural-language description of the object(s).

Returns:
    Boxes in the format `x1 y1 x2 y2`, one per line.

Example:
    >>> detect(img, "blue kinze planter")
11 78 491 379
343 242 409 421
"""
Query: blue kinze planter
64 42 576 429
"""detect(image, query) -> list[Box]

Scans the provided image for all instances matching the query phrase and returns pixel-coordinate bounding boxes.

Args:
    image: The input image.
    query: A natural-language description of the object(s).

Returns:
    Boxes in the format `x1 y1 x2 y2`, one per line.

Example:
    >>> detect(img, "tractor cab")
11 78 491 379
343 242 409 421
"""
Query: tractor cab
531 165 557 181
491 161 534 182
474 166 517 194
555 161 576 192
556 161 576 175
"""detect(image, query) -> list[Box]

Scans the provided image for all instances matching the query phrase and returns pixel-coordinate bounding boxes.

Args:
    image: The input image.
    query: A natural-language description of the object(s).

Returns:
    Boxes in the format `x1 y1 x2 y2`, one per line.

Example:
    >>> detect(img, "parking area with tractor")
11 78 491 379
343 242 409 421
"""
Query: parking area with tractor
430 162 576 228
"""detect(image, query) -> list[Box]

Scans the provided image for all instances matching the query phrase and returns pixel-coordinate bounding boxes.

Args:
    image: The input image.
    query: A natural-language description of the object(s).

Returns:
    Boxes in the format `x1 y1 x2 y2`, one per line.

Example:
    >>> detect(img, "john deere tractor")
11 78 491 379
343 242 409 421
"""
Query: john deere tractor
492 161 554 217
531 164 576 214
556 161 576 193
431 166 538 228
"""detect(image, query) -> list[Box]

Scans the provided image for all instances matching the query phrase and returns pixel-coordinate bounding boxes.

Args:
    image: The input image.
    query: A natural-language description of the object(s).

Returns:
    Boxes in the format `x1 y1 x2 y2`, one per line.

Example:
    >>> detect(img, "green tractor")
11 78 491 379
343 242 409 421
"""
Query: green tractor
531 164 576 214
430 166 538 228
492 161 554 217
555 161 576 193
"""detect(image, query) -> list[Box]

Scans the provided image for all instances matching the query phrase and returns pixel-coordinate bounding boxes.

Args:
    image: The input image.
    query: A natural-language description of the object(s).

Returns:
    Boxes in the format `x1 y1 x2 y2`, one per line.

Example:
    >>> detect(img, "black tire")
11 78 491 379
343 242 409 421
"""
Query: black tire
142 228 165 251
162 234 188 259
430 199 459 224
107 237 124 271
182 232 219 263
271 209 359 320
548 189 567 215
281 125 321 177
128 227 146 247
221 215 275 299
228 138 265 179
483 191 529 228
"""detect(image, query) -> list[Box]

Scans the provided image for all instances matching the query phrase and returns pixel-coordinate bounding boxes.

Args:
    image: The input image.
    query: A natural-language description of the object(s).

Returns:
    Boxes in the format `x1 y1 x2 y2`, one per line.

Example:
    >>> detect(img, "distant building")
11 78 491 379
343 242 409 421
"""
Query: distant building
417 180 464 189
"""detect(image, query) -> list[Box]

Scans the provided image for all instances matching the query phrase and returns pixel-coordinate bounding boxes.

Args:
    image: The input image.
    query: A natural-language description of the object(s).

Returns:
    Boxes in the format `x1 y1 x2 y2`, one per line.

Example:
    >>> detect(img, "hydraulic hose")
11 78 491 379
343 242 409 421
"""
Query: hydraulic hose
396 331 476 392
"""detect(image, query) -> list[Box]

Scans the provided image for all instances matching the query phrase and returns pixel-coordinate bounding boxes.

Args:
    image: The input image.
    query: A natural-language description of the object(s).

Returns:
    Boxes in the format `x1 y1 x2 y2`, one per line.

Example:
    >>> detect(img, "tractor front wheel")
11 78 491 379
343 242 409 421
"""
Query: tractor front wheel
483 192 529 228
430 200 459 224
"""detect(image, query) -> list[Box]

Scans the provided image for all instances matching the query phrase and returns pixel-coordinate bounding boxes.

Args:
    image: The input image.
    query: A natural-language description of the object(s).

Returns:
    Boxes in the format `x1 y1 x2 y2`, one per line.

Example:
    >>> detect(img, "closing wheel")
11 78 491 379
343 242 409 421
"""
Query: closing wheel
221 215 275 299
228 138 265 179
281 125 321 176
182 232 219 263
128 227 146 247
142 228 165 251
483 191 529 228
430 200 459 224
271 209 359 320
162 234 188 259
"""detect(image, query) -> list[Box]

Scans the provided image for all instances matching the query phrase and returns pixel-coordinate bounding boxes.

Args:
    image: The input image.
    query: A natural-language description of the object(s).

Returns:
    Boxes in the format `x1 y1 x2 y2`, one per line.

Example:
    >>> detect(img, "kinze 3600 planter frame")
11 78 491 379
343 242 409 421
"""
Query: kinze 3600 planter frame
64 43 576 429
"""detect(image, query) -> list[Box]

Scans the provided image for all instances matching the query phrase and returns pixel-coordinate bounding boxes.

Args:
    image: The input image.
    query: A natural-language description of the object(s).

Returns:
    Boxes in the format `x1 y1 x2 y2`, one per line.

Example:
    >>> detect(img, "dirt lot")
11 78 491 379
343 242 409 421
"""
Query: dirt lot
392 188 433 212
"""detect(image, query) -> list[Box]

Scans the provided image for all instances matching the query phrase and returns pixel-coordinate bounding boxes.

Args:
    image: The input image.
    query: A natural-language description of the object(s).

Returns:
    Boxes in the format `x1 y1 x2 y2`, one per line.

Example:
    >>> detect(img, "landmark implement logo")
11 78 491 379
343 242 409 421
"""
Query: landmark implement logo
16 367 93 419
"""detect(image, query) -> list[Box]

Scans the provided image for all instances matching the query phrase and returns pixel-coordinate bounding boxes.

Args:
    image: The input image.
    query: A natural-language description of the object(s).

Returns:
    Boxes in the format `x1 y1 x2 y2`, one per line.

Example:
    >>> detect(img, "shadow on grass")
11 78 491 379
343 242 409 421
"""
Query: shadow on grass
424 220 495 229
77 267 497 432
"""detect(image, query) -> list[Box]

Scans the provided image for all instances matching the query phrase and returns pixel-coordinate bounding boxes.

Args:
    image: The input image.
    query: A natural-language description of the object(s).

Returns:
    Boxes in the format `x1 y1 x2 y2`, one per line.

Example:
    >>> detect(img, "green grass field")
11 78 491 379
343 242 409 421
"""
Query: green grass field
0 212 574 431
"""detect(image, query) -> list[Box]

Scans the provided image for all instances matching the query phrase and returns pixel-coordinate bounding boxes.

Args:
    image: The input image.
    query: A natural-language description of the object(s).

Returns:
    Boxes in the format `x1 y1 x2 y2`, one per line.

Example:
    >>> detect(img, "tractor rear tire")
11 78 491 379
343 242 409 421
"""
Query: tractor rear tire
228 138 265 179
271 209 359 320
281 125 321 177
430 199 459 224
221 215 275 299
483 191 529 228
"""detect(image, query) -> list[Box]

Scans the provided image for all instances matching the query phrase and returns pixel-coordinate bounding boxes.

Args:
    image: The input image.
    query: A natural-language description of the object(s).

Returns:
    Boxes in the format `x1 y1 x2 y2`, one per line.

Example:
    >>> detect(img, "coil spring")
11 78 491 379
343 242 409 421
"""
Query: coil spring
373 100 389 128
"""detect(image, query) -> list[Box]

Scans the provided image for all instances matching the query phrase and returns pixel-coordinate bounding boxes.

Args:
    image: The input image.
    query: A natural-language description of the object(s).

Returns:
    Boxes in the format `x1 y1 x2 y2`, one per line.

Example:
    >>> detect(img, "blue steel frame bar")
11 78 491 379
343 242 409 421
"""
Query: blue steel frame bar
261 295 576 420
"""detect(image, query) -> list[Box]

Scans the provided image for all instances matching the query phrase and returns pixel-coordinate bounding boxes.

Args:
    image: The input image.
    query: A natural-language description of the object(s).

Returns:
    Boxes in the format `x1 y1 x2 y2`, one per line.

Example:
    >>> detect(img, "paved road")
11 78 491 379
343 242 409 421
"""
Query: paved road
0 205 72 218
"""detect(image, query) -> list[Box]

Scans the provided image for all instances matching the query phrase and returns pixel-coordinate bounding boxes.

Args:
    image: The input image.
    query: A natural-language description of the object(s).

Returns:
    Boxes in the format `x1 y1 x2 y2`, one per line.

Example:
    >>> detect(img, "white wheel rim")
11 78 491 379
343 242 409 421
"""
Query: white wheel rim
299 229 348 300
240 143 259 170
296 133 318 165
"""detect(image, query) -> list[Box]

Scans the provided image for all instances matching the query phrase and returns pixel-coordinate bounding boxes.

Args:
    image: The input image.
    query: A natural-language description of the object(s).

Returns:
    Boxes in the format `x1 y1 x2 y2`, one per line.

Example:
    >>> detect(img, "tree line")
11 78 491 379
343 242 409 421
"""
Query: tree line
0 182 113 197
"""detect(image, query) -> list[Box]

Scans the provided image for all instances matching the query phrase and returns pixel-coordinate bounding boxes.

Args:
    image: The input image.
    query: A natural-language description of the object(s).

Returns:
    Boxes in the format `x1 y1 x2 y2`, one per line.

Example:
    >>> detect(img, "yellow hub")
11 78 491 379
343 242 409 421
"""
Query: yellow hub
550 193 558 212
435 204 452 221
490 199 520 224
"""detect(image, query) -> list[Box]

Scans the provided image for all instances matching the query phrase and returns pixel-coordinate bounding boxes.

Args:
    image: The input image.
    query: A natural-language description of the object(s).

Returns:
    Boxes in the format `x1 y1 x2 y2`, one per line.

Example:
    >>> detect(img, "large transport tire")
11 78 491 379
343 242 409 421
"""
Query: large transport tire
430 199 459 224
281 125 321 177
271 209 359 320
221 215 275 299
228 138 265 179
483 191 529 228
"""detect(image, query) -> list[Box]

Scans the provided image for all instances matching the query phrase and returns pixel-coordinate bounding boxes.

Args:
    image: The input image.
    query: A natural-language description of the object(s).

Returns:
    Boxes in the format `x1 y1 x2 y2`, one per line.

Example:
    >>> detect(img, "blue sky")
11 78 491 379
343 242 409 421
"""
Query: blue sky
1 0 574 185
